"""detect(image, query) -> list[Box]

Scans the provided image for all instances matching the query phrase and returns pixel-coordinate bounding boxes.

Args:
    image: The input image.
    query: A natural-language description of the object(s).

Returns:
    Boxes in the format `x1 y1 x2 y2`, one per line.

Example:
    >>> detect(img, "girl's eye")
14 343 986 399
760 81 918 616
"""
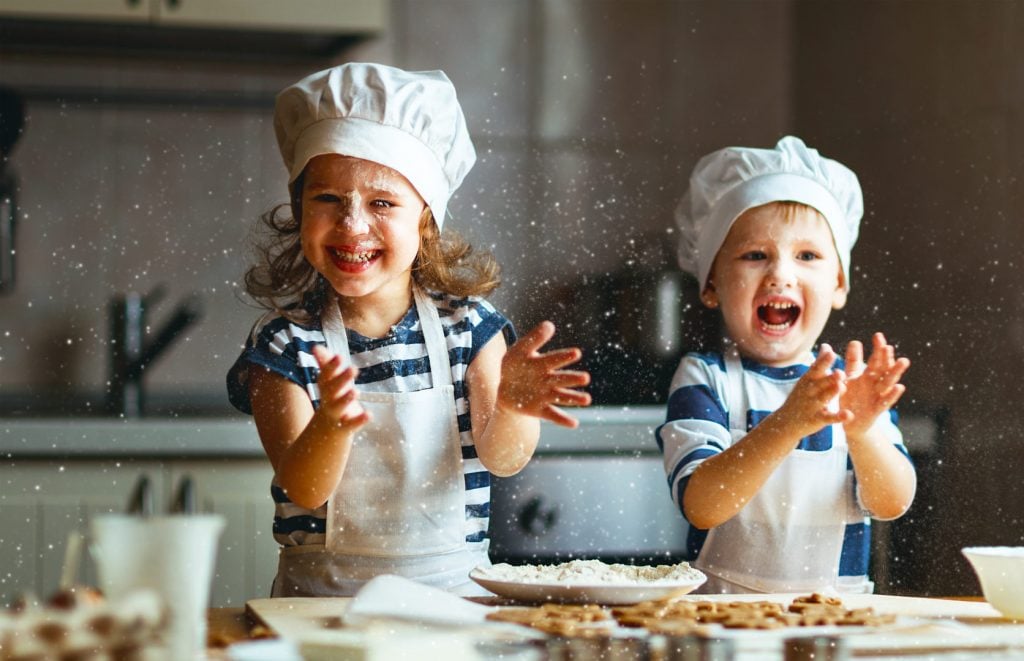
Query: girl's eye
312 193 339 203
741 251 766 261
370 199 394 209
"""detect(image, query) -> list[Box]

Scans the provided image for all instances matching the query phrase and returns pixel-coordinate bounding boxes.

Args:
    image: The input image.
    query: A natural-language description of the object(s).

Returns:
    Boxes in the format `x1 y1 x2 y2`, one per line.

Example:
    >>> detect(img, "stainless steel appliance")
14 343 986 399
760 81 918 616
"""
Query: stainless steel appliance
489 406 691 565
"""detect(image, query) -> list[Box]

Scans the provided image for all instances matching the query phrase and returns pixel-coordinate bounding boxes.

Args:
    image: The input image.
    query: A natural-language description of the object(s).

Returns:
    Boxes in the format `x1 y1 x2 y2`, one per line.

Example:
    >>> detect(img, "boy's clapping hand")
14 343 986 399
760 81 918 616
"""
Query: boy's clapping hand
840 332 910 440
779 344 853 438
497 321 591 428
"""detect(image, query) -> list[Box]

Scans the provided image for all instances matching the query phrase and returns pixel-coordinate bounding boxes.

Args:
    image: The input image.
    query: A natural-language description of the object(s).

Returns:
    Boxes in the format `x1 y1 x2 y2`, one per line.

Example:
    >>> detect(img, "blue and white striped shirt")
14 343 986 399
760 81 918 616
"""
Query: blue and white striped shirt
657 351 913 584
227 291 514 553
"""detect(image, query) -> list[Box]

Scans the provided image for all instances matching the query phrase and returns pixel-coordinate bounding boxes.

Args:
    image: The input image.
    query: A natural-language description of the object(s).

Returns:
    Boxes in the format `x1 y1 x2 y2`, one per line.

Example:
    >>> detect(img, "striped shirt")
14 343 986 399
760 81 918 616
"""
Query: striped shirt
656 351 913 585
227 291 514 553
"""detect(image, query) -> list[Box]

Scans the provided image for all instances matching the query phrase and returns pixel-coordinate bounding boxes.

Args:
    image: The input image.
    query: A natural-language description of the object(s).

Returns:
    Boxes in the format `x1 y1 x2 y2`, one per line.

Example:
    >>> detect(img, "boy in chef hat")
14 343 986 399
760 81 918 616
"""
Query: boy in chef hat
658 136 917 594
227 62 590 597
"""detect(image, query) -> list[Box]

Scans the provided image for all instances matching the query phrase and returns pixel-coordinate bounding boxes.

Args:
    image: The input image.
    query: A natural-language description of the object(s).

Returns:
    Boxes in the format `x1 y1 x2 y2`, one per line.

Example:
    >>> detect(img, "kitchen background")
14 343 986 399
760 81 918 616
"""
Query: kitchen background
1 0 1022 600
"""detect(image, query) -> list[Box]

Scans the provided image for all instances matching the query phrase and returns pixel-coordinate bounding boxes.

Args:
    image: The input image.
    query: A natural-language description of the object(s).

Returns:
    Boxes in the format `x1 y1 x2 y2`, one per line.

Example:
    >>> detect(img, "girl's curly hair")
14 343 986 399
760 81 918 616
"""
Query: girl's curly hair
243 172 501 323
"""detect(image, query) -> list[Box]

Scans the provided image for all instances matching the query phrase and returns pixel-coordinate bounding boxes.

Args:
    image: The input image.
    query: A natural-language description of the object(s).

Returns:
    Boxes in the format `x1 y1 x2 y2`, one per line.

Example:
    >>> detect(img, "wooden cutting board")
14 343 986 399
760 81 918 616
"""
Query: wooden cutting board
247 597 354 639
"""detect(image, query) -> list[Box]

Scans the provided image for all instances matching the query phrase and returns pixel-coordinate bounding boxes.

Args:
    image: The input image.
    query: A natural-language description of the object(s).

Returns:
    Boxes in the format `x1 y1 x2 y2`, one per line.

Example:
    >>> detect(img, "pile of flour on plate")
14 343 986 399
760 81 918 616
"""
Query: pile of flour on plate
479 559 704 585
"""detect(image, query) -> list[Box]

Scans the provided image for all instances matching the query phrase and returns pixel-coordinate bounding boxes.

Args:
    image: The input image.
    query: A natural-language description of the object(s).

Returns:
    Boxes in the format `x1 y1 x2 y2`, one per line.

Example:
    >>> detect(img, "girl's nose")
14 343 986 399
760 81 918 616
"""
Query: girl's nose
337 193 370 233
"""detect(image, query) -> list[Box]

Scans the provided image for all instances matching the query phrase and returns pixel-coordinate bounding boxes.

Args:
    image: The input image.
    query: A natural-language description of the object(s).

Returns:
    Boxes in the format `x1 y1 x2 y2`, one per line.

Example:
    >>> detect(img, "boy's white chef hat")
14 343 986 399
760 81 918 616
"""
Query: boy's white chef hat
274 62 476 229
675 136 863 291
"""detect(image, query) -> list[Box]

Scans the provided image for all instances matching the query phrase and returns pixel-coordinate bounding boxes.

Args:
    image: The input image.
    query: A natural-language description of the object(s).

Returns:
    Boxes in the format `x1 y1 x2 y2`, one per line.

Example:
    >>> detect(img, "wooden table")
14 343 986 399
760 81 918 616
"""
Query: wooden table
211 596 1017 658
207 607 263 649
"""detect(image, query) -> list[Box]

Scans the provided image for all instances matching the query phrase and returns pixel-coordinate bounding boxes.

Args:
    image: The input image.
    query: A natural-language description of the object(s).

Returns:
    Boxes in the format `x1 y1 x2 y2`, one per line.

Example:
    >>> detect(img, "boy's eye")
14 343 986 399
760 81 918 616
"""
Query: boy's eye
797 250 821 261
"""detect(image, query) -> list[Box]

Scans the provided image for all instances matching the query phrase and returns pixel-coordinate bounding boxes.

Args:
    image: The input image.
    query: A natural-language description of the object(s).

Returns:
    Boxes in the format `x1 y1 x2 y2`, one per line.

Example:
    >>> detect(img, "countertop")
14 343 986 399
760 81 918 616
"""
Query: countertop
0 417 264 458
0 406 668 458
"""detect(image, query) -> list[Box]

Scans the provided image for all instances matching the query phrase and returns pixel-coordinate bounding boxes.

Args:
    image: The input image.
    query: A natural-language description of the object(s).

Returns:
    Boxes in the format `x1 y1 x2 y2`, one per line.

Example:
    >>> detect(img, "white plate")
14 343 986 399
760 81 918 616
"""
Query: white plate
469 567 706 605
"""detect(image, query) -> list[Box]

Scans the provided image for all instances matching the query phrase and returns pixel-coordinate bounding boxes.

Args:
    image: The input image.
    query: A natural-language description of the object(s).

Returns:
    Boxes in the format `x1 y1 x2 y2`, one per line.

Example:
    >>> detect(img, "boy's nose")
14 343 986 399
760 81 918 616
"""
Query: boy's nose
766 258 797 287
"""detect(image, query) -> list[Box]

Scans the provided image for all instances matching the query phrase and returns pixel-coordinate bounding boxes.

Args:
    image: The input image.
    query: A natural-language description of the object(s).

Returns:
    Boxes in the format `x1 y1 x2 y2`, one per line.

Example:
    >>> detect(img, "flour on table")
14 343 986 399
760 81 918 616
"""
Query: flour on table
477 559 704 585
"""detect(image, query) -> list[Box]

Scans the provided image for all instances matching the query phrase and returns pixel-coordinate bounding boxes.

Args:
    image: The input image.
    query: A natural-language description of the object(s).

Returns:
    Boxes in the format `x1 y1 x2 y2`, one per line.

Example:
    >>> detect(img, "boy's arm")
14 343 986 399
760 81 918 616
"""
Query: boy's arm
468 321 591 477
683 347 850 529
841 333 916 519
250 346 369 510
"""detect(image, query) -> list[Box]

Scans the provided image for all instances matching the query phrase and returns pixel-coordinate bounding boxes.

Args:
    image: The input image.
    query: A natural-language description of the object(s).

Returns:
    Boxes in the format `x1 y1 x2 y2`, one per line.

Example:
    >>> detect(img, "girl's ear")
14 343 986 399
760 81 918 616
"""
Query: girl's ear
701 283 719 309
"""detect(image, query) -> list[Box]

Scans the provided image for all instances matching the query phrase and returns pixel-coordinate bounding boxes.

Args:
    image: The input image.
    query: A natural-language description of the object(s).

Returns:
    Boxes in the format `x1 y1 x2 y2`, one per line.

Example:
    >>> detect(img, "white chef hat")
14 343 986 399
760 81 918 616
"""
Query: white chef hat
274 62 476 229
675 136 863 292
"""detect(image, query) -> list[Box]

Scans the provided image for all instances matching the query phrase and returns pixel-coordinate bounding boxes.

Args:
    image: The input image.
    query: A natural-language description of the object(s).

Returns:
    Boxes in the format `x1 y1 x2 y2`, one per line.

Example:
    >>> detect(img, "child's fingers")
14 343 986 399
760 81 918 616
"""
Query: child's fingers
822 407 854 425
551 387 592 407
511 320 557 356
533 346 585 371
811 344 838 375
539 404 580 429
548 370 592 388
845 341 864 377
318 365 359 401
884 383 907 407
876 357 910 392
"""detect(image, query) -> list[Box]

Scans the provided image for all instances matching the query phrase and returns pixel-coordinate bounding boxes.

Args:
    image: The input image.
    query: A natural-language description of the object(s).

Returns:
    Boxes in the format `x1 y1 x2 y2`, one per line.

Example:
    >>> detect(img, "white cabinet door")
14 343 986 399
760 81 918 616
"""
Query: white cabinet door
154 0 387 32
0 0 152 22
0 459 165 608
166 459 277 607
0 0 386 32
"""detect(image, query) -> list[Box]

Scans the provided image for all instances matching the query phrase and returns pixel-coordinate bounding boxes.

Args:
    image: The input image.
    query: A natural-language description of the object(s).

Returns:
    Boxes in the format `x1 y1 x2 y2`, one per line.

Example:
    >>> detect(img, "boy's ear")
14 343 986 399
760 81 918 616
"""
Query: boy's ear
701 283 719 309
832 271 848 310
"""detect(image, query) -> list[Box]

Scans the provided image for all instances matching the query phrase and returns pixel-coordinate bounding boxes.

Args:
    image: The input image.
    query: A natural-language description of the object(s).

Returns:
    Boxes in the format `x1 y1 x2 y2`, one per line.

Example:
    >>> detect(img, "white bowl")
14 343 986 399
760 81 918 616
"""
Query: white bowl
962 546 1024 619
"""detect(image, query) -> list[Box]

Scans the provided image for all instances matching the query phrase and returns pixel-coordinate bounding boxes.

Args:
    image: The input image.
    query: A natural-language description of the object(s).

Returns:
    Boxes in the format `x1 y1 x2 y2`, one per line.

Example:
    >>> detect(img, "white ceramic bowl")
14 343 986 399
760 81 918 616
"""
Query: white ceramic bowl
962 546 1024 619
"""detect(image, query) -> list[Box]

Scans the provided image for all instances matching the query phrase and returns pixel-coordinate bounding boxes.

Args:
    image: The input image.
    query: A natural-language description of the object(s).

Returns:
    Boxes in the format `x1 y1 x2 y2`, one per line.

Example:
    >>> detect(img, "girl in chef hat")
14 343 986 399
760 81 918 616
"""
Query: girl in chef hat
227 62 590 597
658 136 917 594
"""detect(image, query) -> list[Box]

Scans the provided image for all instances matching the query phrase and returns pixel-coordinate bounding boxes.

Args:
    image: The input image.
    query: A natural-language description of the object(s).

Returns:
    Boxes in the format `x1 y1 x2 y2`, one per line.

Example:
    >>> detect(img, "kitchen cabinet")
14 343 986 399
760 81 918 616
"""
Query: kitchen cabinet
0 0 387 33
0 458 277 608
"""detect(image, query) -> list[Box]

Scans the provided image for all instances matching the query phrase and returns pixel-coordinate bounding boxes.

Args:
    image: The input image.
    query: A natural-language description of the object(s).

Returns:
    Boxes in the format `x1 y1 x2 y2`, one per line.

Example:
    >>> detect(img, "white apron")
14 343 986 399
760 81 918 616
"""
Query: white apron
272 288 490 597
693 348 863 594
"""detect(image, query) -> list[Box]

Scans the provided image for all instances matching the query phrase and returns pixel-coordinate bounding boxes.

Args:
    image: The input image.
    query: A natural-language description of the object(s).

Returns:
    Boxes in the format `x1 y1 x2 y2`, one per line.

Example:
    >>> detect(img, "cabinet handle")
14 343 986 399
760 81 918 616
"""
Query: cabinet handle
171 475 197 515
126 475 154 517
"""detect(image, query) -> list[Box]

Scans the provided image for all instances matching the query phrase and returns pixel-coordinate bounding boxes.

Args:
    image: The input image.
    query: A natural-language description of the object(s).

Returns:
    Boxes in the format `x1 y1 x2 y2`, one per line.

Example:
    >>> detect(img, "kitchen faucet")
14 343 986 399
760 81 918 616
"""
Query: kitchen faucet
107 285 203 418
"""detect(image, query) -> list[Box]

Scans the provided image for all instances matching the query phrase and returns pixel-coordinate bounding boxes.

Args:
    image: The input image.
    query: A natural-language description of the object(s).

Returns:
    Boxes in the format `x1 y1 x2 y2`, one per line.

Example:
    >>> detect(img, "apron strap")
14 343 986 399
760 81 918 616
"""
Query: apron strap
320 287 453 389
724 345 747 438
413 288 453 388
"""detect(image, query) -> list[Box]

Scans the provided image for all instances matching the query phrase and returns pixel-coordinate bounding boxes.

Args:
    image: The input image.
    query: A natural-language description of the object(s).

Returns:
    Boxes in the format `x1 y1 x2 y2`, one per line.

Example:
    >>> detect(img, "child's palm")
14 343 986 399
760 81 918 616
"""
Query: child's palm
498 321 591 428
840 334 909 438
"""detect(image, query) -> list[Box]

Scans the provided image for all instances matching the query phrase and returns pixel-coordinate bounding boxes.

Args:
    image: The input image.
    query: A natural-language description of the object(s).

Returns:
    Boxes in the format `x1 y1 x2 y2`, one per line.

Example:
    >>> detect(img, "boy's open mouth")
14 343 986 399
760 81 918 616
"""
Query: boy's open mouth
757 301 800 331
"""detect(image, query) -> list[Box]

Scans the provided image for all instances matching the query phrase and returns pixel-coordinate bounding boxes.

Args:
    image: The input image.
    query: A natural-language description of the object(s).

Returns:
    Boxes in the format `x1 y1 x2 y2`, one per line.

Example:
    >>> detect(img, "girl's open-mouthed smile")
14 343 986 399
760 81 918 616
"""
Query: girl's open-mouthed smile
327 246 383 273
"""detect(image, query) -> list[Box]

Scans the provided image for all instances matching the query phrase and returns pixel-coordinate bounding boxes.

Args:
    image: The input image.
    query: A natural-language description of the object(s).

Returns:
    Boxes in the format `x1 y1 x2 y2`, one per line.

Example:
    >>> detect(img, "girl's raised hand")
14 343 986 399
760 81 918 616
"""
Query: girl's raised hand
778 344 852 438
311 345 371 430
497 321 591 428
840 332 910 440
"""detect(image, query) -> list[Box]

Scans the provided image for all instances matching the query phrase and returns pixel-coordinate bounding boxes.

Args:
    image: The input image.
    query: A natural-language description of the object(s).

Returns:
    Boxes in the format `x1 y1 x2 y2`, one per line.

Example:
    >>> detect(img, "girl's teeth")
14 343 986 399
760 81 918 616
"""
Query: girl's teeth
333 249 376 263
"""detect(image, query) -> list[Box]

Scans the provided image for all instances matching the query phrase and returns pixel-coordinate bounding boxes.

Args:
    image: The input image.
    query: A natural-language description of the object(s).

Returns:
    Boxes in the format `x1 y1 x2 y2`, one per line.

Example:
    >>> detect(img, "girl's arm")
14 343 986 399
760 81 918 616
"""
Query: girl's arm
683 347 850 529
467 321 591 477
249 346 370 509
841 333 916 519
